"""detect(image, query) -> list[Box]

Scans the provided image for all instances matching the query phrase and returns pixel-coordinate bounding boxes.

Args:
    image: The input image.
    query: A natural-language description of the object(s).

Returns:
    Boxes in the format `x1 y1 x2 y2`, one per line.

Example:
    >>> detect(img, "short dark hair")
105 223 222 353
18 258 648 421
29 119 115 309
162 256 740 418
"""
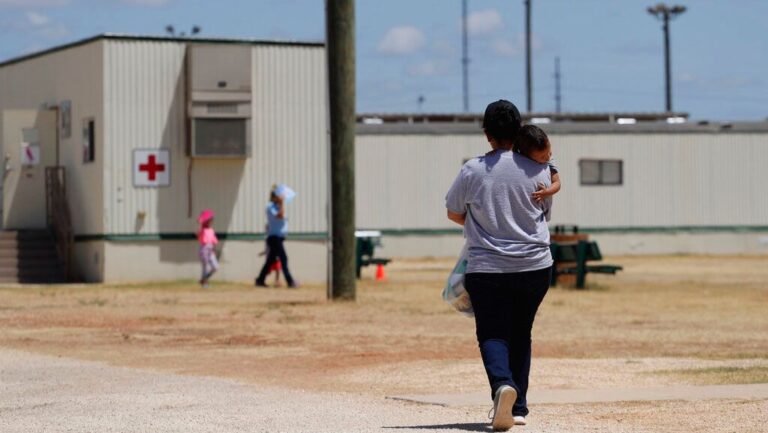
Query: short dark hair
515 124 550 156
482 99 522 142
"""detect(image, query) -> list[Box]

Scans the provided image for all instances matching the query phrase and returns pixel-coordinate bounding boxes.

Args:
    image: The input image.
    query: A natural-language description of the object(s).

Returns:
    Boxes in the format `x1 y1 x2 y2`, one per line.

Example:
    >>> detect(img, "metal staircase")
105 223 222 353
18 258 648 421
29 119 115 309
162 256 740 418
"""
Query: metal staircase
0 230 66 283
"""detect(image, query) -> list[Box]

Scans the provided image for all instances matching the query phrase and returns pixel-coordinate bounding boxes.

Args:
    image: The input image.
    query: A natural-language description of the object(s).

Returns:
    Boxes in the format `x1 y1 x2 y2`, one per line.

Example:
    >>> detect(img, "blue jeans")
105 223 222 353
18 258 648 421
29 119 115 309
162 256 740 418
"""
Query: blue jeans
256 236 295 286
464 267 551 417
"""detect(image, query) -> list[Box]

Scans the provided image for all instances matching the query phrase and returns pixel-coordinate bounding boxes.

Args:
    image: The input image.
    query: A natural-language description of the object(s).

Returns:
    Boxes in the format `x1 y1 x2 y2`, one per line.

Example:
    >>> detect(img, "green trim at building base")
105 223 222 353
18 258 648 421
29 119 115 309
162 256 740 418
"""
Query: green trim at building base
73 225 768 242
74 232 328 242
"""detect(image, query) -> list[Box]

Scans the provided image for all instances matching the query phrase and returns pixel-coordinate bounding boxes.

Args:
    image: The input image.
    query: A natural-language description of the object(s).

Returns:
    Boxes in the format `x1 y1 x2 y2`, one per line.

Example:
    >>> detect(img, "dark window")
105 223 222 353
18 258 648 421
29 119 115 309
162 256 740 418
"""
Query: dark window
579 159 622 185
192 118 247 157
83 118 95 163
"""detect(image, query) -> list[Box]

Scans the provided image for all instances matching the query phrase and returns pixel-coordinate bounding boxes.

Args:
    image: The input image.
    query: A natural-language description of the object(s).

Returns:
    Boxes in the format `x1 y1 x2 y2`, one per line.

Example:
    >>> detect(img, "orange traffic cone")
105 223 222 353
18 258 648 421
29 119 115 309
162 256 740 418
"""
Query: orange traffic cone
375 263 386 281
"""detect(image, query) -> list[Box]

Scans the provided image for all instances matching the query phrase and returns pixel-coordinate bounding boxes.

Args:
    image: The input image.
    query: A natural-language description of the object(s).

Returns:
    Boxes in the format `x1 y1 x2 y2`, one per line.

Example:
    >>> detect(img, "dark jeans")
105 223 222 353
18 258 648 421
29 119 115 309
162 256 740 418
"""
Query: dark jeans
256 236 295 286
464 267 551 417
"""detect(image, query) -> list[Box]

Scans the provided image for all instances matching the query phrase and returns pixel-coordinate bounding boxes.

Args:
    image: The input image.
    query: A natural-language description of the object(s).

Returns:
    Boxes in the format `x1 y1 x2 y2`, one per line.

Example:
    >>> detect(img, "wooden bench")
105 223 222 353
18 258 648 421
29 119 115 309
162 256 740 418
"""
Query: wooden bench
550 240 623 289
355 231 392 279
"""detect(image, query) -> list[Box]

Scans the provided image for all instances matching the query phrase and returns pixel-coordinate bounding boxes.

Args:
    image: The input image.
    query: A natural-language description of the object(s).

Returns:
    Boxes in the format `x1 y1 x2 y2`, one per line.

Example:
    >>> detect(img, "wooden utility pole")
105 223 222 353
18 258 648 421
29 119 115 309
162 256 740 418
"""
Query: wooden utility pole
326 0 356 300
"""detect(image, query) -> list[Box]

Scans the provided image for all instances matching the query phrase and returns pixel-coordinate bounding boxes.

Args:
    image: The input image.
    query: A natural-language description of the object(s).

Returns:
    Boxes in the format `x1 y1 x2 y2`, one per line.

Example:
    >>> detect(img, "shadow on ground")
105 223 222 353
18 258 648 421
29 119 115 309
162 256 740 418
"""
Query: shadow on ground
383 423 490 432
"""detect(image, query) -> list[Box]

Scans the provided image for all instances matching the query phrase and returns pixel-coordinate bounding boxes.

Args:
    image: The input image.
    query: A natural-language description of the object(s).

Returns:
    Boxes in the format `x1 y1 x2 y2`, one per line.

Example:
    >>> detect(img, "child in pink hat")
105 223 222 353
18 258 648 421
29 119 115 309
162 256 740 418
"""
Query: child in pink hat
197 209 219 288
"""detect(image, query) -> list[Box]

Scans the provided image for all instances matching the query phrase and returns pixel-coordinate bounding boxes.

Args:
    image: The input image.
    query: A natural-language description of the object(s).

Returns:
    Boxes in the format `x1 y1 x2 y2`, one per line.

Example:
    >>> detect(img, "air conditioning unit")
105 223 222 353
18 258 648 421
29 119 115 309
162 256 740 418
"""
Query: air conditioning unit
187 44 252 158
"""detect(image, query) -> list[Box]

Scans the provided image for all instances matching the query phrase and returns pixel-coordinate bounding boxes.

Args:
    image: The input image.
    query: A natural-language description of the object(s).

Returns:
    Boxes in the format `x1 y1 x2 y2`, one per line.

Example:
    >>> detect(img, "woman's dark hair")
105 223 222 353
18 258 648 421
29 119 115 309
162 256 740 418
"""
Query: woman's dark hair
482 99 522 141
515 124 550 155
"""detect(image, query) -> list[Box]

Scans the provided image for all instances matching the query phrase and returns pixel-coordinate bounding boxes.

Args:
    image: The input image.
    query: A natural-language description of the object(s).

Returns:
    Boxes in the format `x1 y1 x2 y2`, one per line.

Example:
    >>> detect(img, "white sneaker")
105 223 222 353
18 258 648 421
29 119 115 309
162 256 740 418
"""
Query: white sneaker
491 385 517 431
513 416 527 426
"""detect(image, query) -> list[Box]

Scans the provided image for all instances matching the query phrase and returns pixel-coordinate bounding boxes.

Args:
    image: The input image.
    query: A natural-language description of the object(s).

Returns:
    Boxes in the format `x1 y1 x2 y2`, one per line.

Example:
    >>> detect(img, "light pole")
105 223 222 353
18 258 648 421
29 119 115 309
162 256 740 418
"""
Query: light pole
524 0 532 113
647 3 686 112
165 25 201 37
461 0 469 112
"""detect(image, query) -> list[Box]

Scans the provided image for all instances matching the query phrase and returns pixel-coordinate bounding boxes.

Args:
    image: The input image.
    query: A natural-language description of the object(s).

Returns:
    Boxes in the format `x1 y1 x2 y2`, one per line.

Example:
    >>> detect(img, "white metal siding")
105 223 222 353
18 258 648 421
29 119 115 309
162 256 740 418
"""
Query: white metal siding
356 132 768 230
356 134 488 229
103 40 328 235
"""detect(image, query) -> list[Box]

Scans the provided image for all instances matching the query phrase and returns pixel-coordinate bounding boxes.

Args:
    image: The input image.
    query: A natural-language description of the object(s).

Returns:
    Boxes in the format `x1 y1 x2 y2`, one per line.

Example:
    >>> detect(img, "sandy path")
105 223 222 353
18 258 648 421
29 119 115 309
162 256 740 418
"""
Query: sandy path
3 349 767 433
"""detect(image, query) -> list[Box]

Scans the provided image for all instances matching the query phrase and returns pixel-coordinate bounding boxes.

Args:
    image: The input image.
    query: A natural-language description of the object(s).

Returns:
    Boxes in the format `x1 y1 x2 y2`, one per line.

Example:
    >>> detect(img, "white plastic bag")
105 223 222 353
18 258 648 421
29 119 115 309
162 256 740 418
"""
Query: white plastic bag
442 244 474 317
274 184 296 204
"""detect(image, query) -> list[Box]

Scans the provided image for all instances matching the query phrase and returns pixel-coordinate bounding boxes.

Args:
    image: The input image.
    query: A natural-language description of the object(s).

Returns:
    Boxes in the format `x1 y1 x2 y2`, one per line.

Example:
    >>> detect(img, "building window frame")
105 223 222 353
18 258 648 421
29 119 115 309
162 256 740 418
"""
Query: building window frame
82 117 95 163
579 159 623 186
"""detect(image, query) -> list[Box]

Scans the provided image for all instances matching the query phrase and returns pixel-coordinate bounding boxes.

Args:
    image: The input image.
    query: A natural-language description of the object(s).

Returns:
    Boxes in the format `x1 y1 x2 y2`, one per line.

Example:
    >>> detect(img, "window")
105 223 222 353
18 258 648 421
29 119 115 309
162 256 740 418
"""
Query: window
82 118 95 163
579 159 622 185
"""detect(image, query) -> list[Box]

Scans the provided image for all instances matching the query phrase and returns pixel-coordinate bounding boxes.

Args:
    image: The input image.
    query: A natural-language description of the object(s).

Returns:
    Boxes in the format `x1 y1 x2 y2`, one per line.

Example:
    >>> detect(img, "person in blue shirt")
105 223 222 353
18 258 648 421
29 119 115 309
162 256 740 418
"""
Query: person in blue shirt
255 189 297 288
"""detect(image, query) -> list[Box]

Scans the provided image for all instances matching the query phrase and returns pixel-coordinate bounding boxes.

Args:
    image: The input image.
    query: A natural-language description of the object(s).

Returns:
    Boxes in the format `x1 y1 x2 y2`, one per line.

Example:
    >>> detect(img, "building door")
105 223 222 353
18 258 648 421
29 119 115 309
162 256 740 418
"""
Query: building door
0 110 57 230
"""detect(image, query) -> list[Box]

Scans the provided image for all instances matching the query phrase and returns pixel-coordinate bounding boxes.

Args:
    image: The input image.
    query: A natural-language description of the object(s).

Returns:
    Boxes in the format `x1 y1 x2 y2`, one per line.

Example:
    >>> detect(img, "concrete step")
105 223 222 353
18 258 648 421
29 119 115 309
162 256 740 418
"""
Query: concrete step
0 249 58 260
0 230 53 241
0 275 66 284
0 230 67 284
0 267 65 278
0 239 56 251
0 257 61 267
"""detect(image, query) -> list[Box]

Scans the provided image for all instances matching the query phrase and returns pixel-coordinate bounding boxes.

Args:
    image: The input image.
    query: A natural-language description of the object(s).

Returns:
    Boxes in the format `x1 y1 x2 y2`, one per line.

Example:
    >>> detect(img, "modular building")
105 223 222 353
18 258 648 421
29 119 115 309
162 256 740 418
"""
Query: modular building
0 34 329 283
3 35 767 284
355 120 768 257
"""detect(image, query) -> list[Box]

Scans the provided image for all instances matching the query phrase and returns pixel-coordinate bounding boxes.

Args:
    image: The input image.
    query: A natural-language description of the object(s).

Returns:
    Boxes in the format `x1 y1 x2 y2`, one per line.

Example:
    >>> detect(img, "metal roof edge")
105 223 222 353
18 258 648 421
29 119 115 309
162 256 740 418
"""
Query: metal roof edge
0 33 324 68
356 122 768 136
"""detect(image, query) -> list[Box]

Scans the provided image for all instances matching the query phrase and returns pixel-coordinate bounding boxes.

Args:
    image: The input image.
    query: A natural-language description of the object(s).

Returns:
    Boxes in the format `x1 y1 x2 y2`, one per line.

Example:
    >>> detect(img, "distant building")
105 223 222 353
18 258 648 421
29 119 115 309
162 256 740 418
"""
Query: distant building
356 120 768 257
0 34 328 283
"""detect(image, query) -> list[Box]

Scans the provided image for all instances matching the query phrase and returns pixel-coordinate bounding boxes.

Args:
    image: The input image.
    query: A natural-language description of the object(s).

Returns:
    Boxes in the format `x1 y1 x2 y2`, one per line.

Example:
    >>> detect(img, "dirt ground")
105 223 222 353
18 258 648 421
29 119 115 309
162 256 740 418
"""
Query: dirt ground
1 255 767 430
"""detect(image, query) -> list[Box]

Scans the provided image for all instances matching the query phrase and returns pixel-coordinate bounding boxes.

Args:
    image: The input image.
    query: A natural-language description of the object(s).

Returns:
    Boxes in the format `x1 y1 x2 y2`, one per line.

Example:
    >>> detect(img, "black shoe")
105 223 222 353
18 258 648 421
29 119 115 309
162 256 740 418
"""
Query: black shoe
255 279 267 287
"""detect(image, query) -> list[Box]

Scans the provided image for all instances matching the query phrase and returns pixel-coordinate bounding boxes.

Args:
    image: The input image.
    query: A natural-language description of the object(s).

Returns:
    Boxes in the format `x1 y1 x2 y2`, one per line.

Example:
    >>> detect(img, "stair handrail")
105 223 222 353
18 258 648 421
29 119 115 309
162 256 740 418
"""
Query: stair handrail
45 167 73 281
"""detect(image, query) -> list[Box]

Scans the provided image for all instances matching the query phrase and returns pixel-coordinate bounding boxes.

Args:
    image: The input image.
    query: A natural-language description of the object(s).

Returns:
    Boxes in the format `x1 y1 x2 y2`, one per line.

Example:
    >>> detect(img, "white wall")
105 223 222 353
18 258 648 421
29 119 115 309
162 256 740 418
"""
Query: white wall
356 131 768 230
102 40 328 237
103 239 327 283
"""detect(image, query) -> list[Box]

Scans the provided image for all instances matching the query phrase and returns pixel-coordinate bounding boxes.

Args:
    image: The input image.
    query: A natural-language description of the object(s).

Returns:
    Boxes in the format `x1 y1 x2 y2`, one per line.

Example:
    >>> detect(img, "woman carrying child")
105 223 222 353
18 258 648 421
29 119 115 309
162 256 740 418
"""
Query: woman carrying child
445 100 556 431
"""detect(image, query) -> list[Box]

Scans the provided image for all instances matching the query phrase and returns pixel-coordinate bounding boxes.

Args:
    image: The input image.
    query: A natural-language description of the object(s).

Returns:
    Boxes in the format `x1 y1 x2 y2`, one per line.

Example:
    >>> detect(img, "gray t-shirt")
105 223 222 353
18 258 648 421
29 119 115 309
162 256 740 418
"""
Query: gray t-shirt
445 150 553 274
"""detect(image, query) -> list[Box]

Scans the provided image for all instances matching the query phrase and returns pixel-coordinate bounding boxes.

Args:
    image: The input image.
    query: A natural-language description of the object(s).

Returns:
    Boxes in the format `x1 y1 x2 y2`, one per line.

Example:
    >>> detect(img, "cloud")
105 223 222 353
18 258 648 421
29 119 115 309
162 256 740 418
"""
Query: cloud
0 0 69 6
26 11 50 26
492 33 543 57
677 72 764 89
120 0 171 5
432 40 456 56
0 10 68 39
407 60 450 77
377 26 426 55
492 38 520 57
465 9 502 36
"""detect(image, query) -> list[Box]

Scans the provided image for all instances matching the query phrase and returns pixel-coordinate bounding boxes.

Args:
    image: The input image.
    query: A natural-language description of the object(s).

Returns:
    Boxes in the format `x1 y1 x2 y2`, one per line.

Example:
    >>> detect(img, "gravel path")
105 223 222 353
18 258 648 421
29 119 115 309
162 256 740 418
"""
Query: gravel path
2 349 766 433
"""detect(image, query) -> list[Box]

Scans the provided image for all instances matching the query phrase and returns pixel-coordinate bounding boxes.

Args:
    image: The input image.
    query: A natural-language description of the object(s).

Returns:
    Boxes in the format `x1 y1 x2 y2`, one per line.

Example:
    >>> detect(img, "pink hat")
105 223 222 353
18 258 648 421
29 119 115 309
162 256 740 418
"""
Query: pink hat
197 209 214 224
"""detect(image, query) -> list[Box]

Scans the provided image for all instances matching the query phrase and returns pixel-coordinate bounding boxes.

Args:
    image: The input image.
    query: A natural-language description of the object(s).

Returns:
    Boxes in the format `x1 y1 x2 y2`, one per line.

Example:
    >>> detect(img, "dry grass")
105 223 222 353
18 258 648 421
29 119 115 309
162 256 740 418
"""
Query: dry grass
652 366 768 385
0 255 766 395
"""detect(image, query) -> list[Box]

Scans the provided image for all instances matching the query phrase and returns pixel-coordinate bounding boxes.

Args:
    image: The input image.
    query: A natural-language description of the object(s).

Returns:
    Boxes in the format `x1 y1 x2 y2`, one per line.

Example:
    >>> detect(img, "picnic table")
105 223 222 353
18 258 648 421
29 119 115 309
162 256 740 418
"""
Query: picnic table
550 240 623 289
355 230 392 279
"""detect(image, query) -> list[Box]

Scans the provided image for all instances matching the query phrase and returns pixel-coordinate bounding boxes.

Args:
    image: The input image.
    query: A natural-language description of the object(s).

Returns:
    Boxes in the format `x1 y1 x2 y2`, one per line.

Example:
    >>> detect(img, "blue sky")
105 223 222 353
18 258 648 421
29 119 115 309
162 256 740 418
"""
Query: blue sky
1 0 766 121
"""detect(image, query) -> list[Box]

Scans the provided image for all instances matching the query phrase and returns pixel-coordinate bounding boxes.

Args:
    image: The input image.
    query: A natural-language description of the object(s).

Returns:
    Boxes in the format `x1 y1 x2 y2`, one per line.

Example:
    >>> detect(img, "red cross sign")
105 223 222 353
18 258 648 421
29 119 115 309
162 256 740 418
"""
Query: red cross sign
139 155 165 181
133 149 170 187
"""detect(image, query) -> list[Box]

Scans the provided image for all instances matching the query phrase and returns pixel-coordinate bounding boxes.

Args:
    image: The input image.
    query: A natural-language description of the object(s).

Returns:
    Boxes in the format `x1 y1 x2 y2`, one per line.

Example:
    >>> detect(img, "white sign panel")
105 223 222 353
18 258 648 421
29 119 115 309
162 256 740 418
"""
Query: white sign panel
133 149 170 187
21 128 40 166
21 144 40 166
